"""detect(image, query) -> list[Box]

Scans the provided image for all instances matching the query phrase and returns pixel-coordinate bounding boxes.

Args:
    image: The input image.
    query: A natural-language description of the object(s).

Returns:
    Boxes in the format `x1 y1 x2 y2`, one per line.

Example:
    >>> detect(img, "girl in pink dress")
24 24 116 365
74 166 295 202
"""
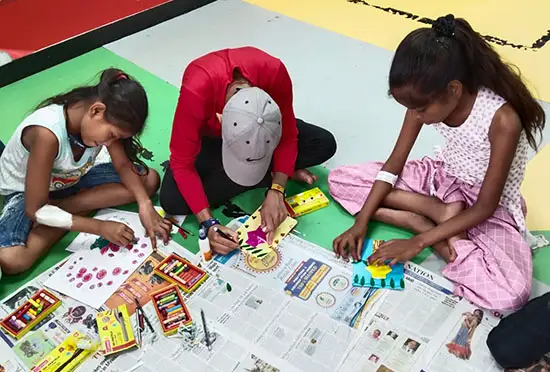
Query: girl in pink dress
329 14 545 311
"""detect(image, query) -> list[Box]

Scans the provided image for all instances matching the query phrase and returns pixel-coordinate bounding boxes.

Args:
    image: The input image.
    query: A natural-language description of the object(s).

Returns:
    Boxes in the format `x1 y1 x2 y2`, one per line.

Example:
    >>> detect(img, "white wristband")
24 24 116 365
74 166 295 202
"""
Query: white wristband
35 205 73 229
375 171 398 187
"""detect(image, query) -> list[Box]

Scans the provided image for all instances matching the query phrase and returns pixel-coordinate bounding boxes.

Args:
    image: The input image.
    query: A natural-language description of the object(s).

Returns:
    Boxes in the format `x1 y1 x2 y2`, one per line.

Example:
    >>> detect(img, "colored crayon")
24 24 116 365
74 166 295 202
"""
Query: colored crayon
165 305 182 314
156 296 176 305
39 292 55 304
14 303 32 319
188 274 203 287
165 260 179 273
5 319 20 332
159 294 176 303
157 289 177 297
163 314 187 324
25 312 36 320
174 266 185 276
157 290 177 299
13 316 25 328
159 263 168 271
159 300 178 309
170 261 183 271
166 305 182 314
164 302 177 310
165 317 188 328
166 310 184 319
28 299 40 308
180 271 194 281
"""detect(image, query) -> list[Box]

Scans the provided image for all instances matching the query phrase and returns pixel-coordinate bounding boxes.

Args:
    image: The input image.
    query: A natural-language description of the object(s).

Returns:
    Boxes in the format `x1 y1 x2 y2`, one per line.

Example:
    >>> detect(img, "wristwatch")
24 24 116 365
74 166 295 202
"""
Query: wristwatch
199 217 221 237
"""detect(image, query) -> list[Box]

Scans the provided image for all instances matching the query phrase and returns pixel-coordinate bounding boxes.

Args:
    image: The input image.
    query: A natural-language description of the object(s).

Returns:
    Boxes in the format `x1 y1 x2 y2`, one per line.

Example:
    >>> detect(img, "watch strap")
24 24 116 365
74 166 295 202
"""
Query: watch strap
200 218 221 235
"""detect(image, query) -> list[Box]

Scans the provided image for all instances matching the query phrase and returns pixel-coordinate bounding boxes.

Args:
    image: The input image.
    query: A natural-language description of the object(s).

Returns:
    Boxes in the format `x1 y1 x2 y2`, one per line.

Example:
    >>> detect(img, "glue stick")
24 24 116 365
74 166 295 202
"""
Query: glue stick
199 230 212 262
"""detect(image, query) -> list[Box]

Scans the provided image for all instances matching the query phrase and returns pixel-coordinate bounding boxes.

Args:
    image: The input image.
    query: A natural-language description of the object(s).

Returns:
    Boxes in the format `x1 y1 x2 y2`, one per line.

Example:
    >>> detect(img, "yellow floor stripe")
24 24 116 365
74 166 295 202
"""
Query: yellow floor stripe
245 0 550 102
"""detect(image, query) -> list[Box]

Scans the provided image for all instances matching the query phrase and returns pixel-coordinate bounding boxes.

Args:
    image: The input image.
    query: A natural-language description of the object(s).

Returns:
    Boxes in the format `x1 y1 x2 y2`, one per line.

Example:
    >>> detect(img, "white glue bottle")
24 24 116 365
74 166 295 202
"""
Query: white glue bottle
199 230 213 262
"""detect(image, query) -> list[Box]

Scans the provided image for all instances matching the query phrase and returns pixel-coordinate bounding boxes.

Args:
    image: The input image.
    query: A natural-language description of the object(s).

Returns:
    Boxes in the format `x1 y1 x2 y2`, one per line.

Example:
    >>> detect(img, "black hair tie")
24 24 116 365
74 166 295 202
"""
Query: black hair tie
432 14 456 38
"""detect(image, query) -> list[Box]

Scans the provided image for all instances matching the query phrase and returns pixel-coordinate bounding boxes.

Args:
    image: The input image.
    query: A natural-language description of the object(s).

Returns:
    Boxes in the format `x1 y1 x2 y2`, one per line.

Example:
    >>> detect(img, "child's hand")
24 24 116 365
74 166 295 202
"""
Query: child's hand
99 221 135 246
138 204 172 251
367 238 423 266
260 191 288 244
333 222 368 262
207 225 239 255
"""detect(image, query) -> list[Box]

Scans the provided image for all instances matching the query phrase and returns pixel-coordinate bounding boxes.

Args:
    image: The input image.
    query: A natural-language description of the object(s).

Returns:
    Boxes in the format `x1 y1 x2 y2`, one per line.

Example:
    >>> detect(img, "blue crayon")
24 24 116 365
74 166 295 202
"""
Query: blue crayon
166 305 182 314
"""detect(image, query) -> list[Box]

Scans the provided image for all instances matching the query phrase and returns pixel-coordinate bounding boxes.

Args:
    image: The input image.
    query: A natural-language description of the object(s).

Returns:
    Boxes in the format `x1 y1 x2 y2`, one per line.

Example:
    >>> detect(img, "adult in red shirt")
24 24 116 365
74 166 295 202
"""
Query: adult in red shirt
160 47 336 254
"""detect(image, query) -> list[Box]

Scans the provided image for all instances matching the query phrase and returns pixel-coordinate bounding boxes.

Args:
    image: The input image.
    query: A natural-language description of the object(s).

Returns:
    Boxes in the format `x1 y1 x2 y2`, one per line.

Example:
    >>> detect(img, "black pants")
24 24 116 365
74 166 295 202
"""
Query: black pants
159 119 337 215
487 293 550 369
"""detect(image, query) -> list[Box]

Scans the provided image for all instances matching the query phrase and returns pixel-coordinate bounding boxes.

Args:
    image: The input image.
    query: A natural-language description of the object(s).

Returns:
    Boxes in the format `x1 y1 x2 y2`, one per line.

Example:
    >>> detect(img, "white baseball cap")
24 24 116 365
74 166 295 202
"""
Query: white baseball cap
221 87 282 186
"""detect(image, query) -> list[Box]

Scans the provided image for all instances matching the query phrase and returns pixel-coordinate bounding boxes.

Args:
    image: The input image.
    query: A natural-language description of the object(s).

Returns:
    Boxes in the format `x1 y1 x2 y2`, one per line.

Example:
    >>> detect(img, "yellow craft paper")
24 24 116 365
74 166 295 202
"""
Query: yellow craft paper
236 207 297 258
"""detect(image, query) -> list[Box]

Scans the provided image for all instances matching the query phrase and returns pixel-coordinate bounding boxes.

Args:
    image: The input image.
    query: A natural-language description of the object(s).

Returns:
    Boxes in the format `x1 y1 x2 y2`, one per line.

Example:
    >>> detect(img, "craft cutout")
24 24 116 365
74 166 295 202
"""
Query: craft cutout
351 239 405 290
236 207 297 258
243 247 282 274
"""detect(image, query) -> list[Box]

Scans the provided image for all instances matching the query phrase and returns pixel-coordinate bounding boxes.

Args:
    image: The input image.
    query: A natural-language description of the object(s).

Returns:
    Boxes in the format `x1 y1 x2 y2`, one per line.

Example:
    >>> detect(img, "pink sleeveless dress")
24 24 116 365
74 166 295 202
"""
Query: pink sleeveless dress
328 88 531 312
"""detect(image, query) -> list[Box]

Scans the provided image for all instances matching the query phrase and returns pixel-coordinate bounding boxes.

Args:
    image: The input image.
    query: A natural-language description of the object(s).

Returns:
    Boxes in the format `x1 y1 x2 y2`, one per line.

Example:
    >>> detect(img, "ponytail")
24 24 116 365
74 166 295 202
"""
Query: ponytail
38 68 150 172
389 14 545 150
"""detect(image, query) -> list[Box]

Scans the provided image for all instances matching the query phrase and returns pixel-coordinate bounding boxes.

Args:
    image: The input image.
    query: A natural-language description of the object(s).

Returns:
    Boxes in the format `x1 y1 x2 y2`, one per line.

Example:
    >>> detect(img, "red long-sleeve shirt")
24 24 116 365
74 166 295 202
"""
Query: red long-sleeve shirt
169 47 298 214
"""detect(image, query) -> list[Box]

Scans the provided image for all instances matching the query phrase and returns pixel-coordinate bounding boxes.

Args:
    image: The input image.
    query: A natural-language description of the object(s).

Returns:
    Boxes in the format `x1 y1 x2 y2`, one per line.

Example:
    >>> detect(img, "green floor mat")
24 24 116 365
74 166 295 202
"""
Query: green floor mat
0 47 180 297
0 47 434 298
13 45 549 300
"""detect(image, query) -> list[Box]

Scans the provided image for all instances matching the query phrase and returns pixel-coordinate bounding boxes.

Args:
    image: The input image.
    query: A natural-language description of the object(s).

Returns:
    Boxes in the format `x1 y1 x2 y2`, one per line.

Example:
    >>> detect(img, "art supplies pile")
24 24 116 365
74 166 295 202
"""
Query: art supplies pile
96 304 137 355
153 253 208 293
0 289 61 339
352 239 405 290
30 331 96 372
236 206 297 258
150 285 192 336
284 187 330 217
0 209 507 372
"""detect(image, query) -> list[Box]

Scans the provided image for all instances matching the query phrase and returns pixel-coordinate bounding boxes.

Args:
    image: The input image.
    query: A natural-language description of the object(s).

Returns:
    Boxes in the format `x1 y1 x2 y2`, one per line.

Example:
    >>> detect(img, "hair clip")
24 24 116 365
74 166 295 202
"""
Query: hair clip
116 72 128 81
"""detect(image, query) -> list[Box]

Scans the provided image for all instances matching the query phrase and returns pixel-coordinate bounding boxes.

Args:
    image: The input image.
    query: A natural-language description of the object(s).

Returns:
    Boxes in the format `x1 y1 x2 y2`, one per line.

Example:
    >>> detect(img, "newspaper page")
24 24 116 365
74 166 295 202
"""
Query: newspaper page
213 217 381 330
336 262 504 372
0 212 508 372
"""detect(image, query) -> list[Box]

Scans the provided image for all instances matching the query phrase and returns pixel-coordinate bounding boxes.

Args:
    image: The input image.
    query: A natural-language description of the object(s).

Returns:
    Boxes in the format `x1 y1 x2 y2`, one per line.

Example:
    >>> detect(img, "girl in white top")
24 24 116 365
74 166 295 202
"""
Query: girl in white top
0 68 171 275
329 15 545 311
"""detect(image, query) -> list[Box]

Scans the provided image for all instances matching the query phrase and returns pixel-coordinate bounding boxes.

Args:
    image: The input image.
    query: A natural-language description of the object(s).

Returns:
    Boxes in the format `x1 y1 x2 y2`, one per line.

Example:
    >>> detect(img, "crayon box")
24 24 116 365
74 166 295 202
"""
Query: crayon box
0 289 61 340
153 253 208 293
96 304 137 356
284 187 329 217
31 331 96 372
150 284 192 336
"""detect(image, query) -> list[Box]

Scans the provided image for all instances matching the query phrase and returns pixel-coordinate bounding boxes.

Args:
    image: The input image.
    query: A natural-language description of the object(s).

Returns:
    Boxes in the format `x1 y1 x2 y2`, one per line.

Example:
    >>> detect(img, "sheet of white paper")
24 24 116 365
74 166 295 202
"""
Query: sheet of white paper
45 242 151 309
46 209 153 308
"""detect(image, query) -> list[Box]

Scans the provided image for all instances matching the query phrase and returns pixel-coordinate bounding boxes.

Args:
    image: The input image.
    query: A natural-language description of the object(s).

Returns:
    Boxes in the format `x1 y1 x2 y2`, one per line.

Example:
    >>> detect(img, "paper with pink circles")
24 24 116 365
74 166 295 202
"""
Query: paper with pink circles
44 209 153 309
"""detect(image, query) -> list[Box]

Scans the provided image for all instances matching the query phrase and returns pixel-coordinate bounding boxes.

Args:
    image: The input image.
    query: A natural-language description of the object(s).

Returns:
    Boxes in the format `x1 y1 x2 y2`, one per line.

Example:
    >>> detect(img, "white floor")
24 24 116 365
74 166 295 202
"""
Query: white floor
106 0 550 297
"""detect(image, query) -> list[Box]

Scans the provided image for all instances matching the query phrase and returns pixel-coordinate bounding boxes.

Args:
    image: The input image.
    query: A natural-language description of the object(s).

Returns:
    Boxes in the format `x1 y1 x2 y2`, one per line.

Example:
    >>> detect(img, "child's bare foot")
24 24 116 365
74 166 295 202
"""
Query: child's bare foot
292 169 317 185
433 241 457 263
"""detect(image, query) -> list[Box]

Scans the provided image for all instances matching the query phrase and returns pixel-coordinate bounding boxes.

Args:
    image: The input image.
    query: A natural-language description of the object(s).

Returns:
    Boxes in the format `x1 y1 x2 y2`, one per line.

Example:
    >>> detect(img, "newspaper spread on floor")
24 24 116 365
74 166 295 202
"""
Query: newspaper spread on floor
0 212 507 372
335 263 504 372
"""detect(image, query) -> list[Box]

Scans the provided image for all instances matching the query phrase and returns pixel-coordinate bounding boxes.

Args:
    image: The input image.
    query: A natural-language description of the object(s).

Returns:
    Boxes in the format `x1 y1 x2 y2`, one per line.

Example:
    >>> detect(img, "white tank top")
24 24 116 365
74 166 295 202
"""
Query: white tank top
433 88 529 235
0 104 102 195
